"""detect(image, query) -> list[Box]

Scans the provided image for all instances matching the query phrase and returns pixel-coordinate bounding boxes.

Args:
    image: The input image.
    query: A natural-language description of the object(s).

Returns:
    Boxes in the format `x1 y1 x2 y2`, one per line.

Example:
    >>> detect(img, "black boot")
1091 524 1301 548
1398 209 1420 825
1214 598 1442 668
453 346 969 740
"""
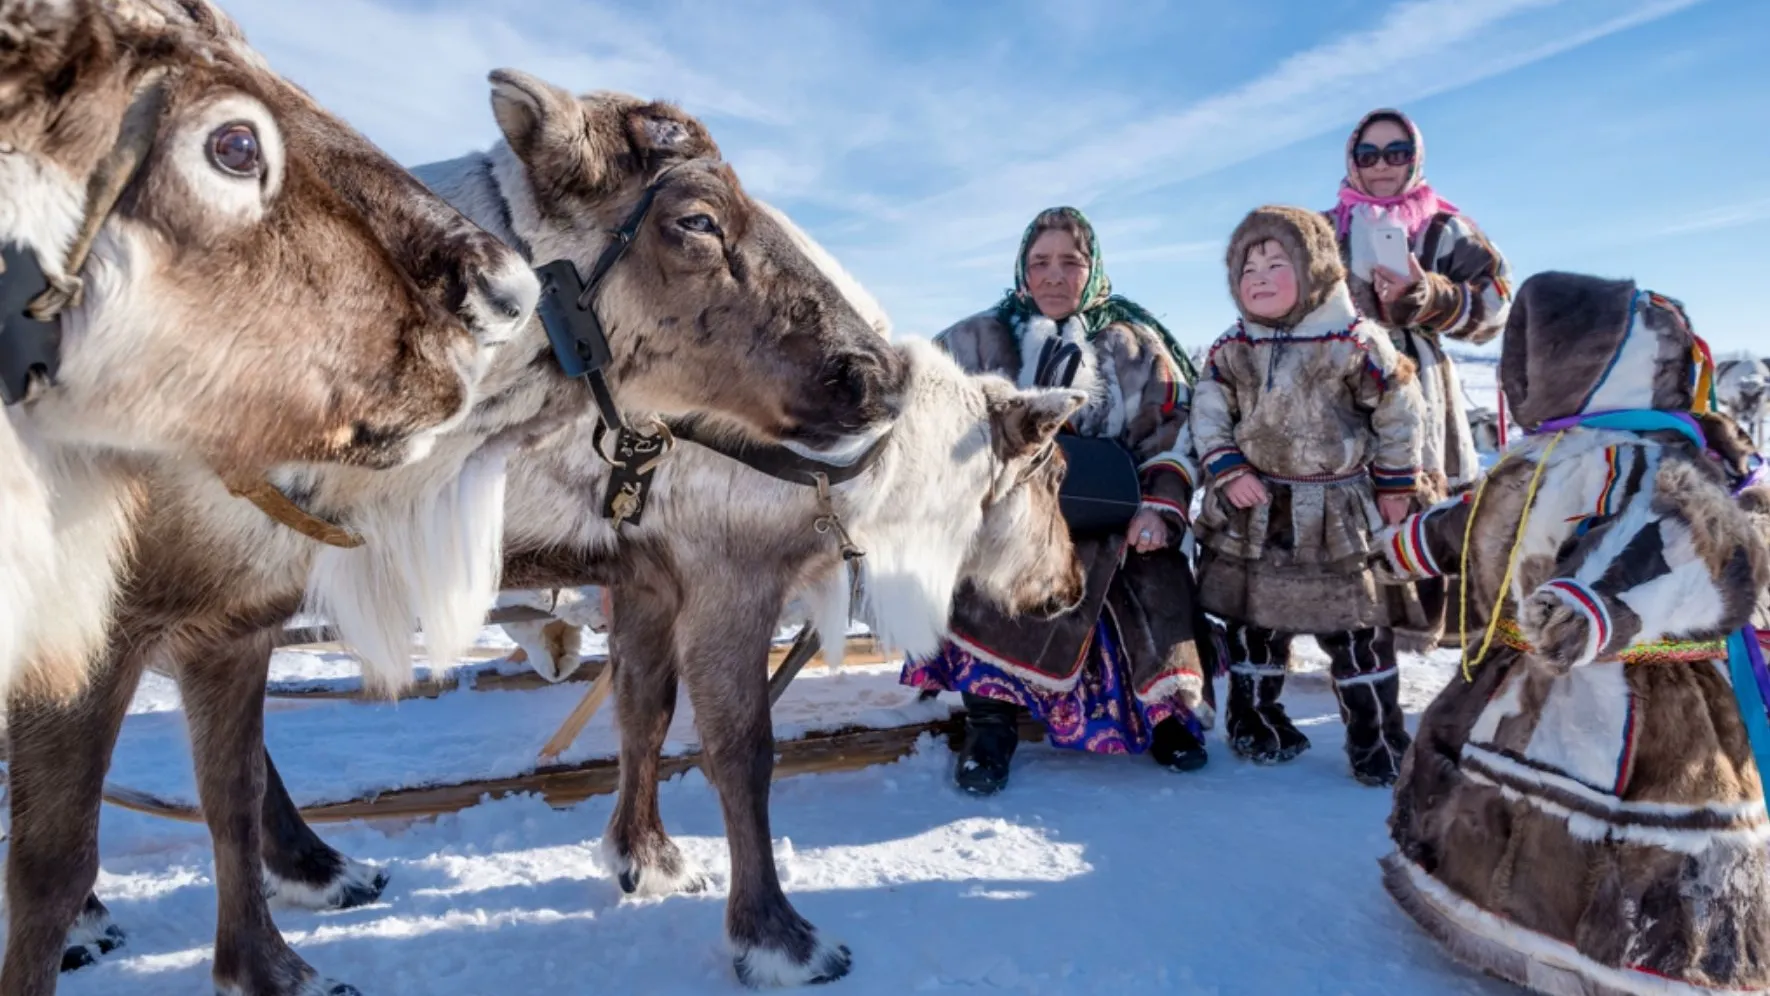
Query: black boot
1223 623 1309 764
1323 630 1410 786
954 692 1020 796
1224 671 1310 763
1150 716 1208 772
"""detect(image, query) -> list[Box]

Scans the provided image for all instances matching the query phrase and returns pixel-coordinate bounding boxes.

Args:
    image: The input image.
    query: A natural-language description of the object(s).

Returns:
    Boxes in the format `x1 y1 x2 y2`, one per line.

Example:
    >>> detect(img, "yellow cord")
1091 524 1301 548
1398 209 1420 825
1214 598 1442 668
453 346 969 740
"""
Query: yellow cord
1459 431 1565 681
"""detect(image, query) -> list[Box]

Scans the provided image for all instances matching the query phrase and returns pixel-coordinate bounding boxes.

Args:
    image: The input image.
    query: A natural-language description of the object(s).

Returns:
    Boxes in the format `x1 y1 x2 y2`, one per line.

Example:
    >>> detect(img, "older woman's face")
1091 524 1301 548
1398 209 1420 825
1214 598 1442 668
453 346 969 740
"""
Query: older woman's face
1024 228 1090 320
1354 117 1414 198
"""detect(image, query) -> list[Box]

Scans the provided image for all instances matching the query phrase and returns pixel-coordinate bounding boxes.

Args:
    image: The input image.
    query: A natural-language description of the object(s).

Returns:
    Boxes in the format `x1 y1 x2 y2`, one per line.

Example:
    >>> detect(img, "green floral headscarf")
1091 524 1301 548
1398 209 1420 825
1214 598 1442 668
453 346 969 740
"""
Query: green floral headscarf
993 206 1199 383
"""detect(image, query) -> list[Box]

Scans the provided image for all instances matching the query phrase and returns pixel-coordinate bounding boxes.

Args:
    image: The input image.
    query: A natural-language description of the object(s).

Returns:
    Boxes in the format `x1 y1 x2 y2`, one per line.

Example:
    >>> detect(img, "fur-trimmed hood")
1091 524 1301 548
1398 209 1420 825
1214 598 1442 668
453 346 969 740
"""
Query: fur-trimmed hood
1226 205 1347 330
1499 271 1705 431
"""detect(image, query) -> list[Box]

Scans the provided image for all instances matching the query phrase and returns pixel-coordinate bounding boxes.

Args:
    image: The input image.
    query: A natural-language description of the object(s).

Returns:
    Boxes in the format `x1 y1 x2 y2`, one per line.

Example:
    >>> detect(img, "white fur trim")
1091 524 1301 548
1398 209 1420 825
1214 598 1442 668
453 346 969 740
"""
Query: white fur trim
1584 306 1663 414
944 631 1085 694
1387 854 1765 996
1332 668 1397 687
1459 744 1768 853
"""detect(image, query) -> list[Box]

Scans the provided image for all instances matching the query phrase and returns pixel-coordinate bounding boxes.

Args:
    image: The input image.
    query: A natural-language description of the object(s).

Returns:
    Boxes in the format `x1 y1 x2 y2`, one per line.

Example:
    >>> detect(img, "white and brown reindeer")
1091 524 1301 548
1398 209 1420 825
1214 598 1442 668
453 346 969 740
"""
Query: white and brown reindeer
1716 355 1768 447
22 66 911 996
0 0 544 704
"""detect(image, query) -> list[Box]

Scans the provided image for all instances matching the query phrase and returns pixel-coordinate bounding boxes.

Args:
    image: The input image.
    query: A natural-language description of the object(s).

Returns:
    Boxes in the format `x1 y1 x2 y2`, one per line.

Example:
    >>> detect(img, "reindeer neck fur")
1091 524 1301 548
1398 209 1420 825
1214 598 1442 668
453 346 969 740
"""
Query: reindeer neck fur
504 338 1009 663
0 434 146 704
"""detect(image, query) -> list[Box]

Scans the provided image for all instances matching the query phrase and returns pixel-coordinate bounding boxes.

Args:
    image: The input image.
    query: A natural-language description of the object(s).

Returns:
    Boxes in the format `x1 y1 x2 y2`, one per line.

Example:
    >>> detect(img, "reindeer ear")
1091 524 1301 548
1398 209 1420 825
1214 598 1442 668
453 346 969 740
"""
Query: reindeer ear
488 68 583 166
988 386 1085 461
624 103 718 166
0 0 76 85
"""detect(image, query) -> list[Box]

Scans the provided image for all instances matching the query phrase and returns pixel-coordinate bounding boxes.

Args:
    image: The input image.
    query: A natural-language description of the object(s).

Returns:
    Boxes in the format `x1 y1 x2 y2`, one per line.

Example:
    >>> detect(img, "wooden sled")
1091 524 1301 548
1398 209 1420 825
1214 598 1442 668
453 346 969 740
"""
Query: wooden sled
101 710 1048 826
264 635 890 702
104 609 963 826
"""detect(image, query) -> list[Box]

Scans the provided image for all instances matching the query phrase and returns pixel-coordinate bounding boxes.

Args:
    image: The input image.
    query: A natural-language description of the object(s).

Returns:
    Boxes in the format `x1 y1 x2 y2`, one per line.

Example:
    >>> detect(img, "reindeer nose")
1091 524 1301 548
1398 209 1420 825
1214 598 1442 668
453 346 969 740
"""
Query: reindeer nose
466 252 540 347
832 342 907 424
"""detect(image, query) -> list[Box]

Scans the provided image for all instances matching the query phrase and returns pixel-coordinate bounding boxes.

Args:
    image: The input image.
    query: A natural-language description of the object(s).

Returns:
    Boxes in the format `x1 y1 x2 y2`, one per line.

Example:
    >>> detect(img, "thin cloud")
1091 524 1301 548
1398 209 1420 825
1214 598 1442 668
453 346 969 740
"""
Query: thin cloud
1660 196 1770 236
217 0 1708 340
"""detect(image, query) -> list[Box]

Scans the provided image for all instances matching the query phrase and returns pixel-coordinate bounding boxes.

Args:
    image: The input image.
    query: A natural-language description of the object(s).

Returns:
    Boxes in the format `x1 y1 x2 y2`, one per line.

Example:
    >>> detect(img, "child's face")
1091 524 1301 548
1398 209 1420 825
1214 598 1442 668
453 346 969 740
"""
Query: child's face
1238 240 1298 321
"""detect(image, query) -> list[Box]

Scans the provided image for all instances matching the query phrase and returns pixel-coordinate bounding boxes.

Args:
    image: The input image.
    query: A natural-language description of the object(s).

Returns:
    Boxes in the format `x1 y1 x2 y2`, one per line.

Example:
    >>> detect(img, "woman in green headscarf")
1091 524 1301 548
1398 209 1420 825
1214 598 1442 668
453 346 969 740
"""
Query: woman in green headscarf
901 206 1218 795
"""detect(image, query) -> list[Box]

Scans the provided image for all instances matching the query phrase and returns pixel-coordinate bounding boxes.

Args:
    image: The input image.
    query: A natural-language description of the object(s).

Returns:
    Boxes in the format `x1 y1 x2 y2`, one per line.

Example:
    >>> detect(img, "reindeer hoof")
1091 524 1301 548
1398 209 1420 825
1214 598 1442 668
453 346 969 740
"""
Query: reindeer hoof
61 907 125 973
603 836 710 898
333 868 392 910
732 935 852 988
265 858 391 912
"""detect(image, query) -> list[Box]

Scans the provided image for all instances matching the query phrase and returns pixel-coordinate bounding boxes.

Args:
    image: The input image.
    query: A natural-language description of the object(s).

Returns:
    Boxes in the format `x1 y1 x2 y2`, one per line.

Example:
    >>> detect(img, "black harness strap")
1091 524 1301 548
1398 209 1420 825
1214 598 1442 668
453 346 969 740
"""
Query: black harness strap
533 163 700 528
659 414 892 488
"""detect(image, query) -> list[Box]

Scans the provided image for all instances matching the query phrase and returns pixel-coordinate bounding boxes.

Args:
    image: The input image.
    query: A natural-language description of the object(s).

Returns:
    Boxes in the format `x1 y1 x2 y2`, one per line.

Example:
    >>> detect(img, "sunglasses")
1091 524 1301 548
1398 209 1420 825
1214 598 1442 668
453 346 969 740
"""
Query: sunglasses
1352 140 1416 169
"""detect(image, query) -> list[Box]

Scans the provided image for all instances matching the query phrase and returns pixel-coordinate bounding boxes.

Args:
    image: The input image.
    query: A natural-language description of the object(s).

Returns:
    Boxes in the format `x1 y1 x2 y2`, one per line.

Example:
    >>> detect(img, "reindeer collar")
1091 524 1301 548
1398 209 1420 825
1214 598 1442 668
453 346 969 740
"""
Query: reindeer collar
224 476 364 548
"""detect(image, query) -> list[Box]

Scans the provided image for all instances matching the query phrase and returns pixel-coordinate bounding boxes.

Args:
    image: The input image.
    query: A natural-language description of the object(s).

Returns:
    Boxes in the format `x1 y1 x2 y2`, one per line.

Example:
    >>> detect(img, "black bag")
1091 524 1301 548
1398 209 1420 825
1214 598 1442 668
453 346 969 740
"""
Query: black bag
1055 433 1142 537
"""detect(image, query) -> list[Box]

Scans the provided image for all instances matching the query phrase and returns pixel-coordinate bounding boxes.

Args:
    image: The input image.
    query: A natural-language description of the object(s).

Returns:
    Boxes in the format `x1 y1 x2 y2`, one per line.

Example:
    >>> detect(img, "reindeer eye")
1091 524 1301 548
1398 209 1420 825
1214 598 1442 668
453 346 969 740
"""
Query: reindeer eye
676 214 719 235
207 122 261 177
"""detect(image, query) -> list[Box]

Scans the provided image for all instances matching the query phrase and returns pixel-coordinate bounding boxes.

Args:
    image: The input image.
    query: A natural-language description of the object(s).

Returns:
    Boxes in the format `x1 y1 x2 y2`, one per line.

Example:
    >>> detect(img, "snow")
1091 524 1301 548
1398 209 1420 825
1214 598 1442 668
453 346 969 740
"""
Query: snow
33 632 1518 995
17 352 1533 994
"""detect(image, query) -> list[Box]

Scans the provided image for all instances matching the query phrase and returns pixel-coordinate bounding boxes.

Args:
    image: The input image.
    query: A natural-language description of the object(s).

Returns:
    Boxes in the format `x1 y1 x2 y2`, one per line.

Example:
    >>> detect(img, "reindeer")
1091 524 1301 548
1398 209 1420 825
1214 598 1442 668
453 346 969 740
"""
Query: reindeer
201 335 1085 993
19 67 911 996
1716 356 1768 447
0 0 544 705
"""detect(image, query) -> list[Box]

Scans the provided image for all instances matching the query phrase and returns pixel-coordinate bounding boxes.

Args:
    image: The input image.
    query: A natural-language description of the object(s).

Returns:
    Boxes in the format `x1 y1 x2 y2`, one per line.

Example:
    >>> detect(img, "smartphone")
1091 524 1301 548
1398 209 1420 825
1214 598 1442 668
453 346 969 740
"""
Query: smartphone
1369 219 1413 276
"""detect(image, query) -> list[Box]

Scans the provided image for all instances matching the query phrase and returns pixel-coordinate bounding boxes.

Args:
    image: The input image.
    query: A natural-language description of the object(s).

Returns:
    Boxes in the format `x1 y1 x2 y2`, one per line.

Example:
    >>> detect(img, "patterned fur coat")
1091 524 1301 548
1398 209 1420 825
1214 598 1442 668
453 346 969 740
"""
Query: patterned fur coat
1377 271 1770 996
1190 282 1426 633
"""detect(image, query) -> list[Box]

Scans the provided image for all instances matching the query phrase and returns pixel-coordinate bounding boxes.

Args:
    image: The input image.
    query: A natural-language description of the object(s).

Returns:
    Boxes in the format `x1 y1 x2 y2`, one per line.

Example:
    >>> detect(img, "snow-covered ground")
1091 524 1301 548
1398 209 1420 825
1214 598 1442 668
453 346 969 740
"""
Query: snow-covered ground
27 356 1519 994
38 632 1518 996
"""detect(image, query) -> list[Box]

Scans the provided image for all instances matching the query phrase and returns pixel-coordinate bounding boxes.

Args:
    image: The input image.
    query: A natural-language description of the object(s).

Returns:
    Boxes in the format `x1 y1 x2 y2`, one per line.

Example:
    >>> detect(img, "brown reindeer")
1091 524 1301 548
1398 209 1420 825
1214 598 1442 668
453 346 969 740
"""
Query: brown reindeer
0 0 542 701
22 69 912 996
497 341 1087 988
206 335 1085 993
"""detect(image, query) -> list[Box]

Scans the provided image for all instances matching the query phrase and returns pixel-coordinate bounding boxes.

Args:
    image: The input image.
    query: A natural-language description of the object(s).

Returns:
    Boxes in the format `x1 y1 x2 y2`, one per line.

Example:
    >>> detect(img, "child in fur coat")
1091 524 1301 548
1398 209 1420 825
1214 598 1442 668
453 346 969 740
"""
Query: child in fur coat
1377 271 1770 996
1190 205 1427 786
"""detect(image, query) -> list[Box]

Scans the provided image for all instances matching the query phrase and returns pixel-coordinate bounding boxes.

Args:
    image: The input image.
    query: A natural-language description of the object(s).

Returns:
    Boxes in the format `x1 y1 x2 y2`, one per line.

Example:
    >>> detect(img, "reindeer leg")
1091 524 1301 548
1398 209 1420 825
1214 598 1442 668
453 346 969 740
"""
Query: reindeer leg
2 643 140 994
602 582 708 896
259 746 389 911
676 581 850 988
182 630 358 996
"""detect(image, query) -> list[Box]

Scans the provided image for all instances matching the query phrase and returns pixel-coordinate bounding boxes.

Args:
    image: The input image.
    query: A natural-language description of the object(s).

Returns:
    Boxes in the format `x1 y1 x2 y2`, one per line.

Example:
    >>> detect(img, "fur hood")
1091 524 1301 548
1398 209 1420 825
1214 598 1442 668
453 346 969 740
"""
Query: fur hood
1499 271 1703 431
1226 205 1347 330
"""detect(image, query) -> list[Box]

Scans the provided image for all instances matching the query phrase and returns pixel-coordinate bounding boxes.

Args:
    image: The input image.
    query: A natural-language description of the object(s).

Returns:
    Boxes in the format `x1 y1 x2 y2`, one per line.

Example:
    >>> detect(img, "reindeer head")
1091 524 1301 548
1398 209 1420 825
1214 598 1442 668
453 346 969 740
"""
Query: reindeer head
0 0 538 475
961 377 1088 618
484 69 908 457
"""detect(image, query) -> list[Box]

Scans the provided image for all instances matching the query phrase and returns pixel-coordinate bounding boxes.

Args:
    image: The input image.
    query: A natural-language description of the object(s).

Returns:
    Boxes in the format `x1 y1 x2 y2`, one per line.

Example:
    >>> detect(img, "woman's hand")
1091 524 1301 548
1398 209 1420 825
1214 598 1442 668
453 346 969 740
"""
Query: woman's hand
1373 253 1425 304
1126 508 1169 554
1378 494 1411 525
599 587 614 628
1223 474 1270 509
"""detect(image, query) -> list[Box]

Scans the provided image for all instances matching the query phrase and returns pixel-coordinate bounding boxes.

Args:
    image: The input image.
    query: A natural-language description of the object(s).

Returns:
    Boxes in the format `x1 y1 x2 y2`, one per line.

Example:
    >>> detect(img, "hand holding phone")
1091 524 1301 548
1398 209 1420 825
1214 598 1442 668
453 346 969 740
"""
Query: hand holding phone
1369 219 1414 277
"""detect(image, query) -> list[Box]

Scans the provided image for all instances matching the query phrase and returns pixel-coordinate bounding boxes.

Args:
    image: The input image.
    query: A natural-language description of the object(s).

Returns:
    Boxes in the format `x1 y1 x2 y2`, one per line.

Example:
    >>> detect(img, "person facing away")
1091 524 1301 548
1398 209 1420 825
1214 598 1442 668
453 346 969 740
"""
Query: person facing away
1329 107 1513 653
1190 204 1427 787
1374 271 1770 996
901 206 1219 796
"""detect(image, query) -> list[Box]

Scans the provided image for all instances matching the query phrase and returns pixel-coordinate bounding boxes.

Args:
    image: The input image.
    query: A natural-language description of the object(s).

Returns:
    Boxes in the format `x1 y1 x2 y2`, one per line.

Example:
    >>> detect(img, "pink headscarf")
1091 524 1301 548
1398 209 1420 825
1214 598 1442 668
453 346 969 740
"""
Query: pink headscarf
1330 108 1459 241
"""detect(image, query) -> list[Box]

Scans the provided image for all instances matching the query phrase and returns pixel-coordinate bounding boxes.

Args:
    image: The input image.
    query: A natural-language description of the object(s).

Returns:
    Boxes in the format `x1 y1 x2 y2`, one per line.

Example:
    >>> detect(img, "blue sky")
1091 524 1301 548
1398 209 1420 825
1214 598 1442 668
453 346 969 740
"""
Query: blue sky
224 0 1767 355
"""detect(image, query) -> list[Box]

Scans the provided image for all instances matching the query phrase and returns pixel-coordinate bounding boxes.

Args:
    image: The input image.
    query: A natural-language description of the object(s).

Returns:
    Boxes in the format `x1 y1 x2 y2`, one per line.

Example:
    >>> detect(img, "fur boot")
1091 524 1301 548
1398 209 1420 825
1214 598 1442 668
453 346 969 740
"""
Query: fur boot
1223 623 1310 762
1322 629 1410 786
